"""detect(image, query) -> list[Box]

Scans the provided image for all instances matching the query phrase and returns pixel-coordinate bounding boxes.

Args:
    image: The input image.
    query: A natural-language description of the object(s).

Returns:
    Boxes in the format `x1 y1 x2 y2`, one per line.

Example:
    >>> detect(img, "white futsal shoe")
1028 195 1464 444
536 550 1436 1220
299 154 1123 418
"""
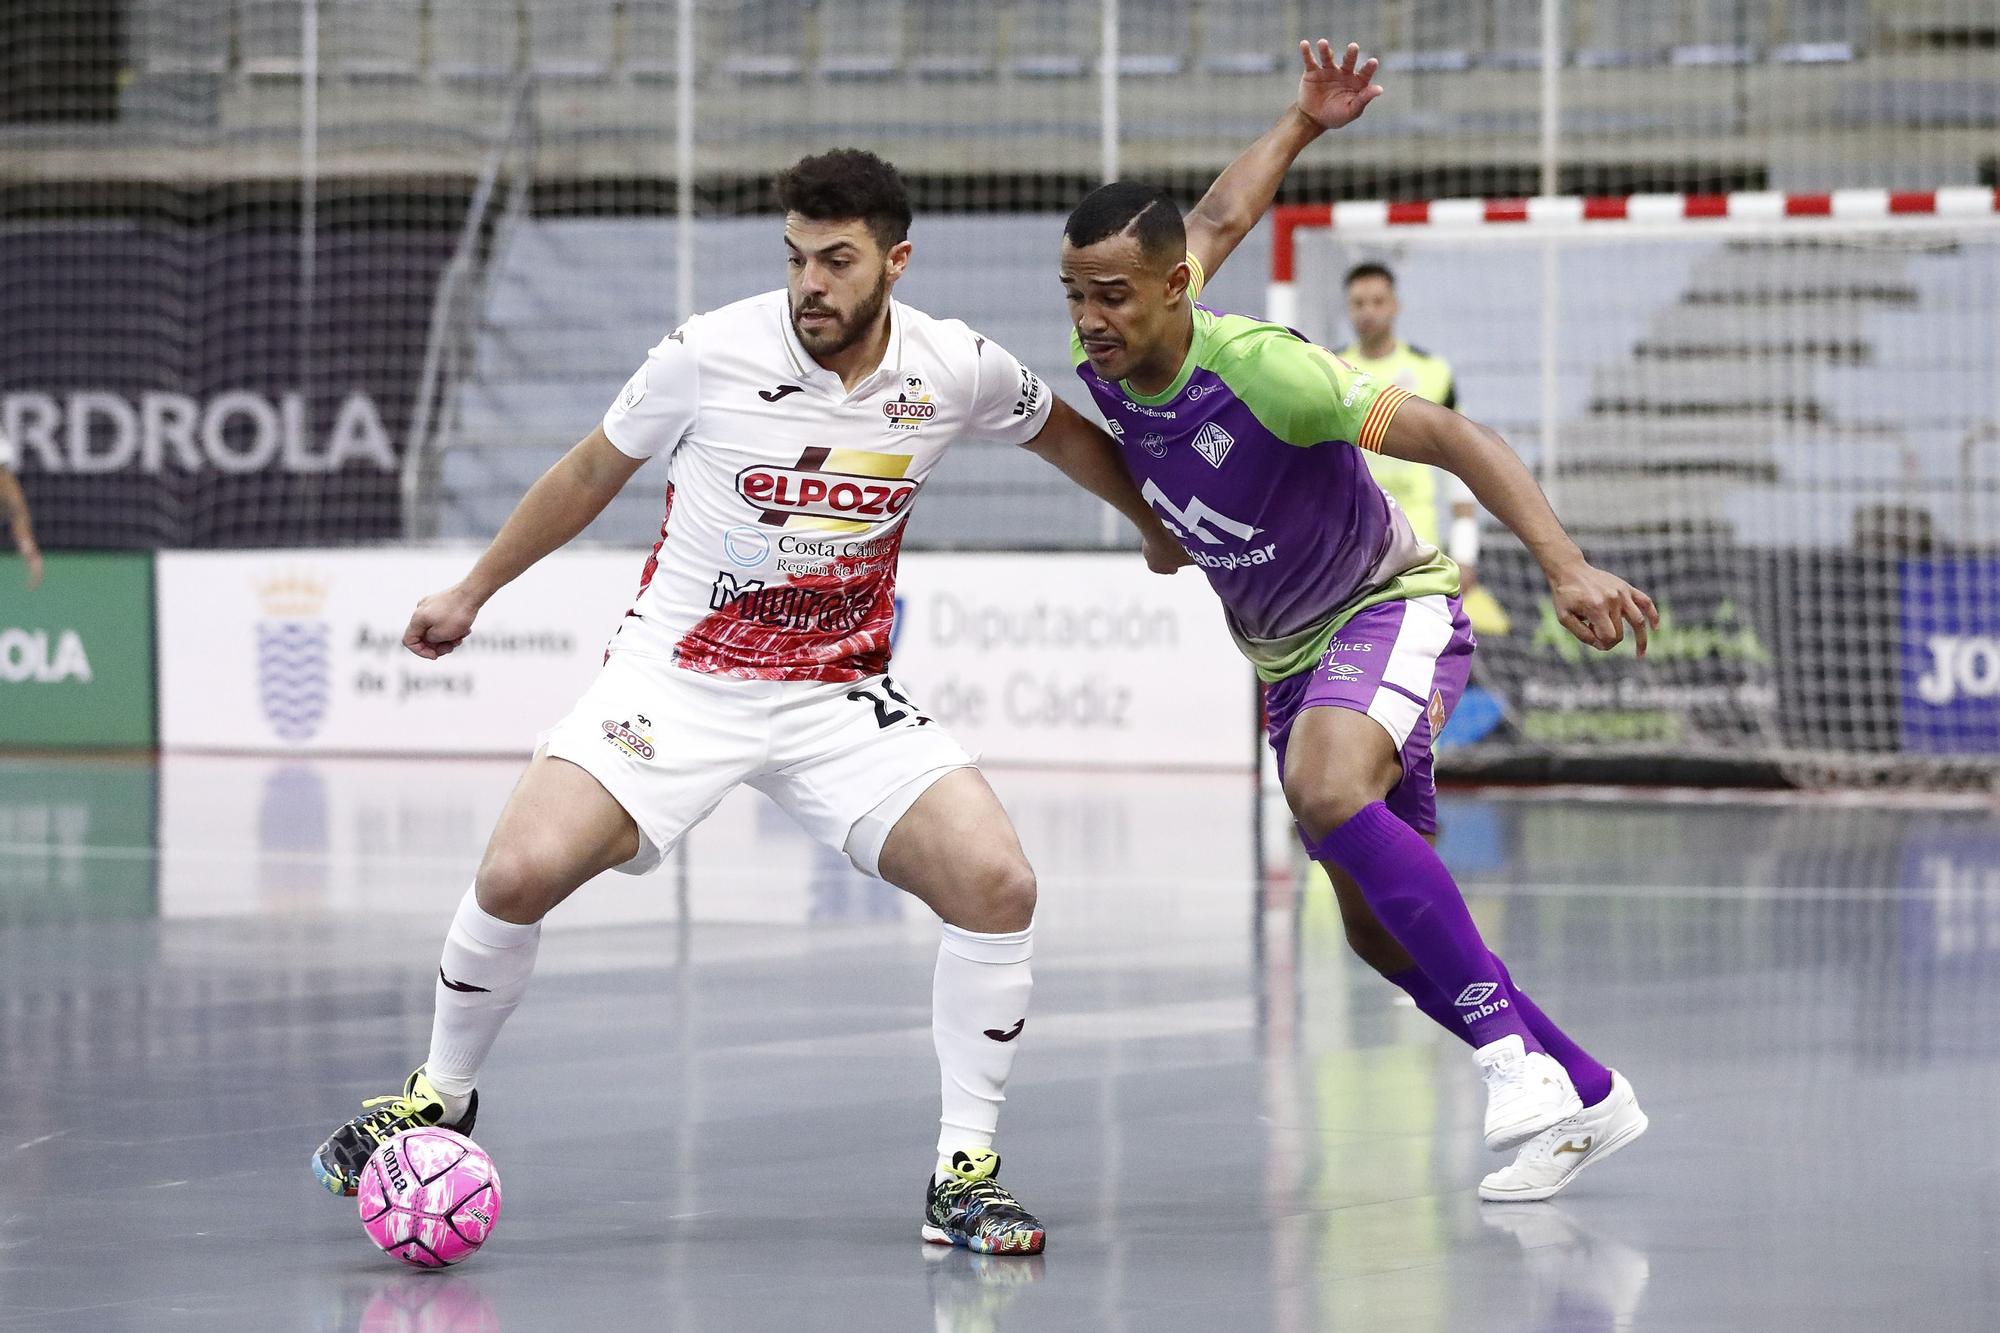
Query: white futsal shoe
1476 1034 1583 1152
1480 1070 1648 1202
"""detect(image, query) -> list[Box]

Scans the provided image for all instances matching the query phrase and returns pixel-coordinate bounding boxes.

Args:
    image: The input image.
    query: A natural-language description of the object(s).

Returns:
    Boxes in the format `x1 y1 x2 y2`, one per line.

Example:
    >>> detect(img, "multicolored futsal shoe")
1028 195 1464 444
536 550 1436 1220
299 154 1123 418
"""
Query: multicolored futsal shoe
311 1066 477 1197
922 1149 1046 1255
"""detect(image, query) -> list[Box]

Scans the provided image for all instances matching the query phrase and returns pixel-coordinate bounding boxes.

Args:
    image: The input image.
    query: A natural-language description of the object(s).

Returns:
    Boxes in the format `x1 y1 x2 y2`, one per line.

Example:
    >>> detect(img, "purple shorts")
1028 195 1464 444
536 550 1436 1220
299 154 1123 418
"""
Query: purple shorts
1264 594 1475 837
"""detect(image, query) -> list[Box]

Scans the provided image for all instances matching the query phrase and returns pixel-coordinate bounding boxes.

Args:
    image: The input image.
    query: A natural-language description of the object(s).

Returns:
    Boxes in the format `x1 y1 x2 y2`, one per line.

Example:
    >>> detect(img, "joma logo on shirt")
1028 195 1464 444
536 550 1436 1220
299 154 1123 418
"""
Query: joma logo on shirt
737 465 918 523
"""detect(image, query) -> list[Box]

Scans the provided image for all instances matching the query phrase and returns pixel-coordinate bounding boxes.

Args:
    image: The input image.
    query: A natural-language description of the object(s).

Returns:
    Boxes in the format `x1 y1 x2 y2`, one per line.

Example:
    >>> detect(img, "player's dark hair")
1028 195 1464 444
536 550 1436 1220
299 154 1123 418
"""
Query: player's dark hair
1345 261 1397 288
1064 182 1186 268
776 148 913 249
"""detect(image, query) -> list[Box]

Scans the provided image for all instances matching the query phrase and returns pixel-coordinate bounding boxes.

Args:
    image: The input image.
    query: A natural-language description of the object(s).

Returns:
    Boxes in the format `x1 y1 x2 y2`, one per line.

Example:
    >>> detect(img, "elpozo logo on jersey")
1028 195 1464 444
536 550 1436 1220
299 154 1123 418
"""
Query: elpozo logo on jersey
882 373 937 431
737 446 919 530
738 465 918 523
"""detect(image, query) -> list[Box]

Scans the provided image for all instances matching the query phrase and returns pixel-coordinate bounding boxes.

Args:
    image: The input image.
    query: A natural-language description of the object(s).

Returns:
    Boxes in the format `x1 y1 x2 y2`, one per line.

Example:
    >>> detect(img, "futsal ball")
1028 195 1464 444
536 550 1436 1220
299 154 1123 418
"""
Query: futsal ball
357 1127 502 1268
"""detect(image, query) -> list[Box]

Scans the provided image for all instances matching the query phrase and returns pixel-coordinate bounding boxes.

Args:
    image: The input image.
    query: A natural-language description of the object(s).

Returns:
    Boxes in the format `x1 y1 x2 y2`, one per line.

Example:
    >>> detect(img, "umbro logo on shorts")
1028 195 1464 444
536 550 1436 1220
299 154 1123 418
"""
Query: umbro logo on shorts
758 384 805 403
983 1019 1025 1043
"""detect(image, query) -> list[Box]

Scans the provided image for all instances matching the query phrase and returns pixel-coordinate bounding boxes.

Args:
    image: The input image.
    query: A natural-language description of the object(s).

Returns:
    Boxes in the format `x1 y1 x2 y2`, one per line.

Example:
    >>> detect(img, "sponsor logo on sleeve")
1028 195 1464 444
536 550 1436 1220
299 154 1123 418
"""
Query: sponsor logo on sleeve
1011 367 1045 418
618 368 647 412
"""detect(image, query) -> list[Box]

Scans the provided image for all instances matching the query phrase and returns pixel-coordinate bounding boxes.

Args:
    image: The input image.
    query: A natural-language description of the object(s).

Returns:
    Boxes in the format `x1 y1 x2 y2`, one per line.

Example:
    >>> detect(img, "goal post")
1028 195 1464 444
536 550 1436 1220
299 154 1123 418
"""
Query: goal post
1267 188 2000 787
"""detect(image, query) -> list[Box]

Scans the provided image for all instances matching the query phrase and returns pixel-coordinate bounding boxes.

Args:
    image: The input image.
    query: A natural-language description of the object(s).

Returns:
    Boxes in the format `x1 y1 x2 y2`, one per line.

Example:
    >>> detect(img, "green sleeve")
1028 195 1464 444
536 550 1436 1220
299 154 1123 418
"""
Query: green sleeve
1068 327 1087 369
1206 316 1401 449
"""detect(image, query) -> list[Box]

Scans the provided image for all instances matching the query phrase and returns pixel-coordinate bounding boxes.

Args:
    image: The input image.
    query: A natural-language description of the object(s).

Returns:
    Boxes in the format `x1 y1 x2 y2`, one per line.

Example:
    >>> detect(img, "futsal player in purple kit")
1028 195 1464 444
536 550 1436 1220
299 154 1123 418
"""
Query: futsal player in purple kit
1055 39 1659 1200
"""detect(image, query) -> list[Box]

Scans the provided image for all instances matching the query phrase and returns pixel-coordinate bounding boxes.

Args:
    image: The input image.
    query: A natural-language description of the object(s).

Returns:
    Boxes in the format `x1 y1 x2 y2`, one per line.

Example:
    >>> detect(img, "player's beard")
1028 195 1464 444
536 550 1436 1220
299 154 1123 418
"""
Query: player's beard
791 268 891 359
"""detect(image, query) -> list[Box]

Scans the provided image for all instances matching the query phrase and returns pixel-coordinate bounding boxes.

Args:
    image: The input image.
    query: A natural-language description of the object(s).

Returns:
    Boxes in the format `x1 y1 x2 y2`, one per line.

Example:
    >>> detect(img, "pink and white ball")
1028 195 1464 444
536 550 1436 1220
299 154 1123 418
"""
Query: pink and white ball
357 1128 502 1268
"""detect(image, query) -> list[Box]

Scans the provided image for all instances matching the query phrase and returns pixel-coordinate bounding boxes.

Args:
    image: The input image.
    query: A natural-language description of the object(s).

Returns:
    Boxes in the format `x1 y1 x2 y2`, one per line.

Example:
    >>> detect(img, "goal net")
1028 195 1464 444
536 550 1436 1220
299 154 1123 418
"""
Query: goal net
1272 190 2000 787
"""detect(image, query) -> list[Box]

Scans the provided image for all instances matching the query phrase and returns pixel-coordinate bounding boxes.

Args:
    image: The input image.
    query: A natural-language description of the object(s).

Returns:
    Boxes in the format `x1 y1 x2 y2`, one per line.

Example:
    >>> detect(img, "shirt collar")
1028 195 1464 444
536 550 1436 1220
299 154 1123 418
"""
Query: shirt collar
776 295 905 394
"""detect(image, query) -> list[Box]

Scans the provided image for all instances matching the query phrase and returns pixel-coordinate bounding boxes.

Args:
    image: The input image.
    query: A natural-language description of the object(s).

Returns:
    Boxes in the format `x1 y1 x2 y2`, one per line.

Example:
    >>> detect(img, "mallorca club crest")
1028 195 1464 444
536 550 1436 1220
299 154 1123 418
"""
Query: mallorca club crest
882 372 937 431
255 573 331 743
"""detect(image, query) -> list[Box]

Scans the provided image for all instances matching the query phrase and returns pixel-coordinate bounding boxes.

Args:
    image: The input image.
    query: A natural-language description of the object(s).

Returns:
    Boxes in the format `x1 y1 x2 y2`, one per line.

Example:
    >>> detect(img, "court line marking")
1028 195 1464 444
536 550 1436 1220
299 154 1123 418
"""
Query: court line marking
8 1131 66 1154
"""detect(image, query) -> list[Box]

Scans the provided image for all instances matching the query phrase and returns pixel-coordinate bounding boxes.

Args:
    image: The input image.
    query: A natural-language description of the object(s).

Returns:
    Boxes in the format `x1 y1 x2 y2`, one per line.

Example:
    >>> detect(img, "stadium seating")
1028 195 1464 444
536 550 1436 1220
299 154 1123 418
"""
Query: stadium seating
1009 0 1096 79
130 0 230 76
622 1 685 82
818 0 906 81
238 0 305 77
326 0 423 81
528 0 619 81
1199 0 1290 76
1117 1 1193 79
721 0 808 80
434 3 525 81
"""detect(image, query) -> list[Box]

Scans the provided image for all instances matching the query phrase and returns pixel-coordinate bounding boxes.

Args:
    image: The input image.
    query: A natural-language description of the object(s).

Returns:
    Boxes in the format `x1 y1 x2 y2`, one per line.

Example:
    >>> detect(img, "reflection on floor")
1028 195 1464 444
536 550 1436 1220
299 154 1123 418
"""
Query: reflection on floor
1 754 1997 1331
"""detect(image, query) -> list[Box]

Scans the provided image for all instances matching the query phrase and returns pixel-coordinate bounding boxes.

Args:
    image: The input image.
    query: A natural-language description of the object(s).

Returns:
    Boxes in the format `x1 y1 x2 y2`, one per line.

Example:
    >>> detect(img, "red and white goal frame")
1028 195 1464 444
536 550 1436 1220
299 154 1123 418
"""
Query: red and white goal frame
1266 186 2000 329
1256 186 2000 791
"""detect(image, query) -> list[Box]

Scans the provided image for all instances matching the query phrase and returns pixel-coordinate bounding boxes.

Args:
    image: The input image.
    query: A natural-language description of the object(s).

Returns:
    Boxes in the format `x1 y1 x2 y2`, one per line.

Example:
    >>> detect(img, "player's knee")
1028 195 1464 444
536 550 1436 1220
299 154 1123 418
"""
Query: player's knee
964 857 1037 933
474 843 563 925
1285 777 1379 846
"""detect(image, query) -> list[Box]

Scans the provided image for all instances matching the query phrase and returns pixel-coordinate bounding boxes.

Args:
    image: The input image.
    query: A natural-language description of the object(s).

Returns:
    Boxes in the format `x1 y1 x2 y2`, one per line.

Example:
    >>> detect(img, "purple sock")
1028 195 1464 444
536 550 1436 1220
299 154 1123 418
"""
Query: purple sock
1385 966 1476 1045
1492 955 1614 1107
1386 959 1614 1107
1311 802 1536 1050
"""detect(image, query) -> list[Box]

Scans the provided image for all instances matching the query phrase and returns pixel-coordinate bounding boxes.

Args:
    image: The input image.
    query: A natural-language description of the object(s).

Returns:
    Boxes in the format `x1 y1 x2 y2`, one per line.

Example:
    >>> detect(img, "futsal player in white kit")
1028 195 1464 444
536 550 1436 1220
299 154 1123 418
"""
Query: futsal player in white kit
310 150 1187 1256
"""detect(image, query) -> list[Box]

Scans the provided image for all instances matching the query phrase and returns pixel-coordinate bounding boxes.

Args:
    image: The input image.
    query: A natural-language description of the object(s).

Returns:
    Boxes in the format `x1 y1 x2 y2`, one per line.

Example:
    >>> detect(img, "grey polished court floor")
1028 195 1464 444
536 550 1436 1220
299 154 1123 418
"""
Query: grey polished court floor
2 755 1998 1331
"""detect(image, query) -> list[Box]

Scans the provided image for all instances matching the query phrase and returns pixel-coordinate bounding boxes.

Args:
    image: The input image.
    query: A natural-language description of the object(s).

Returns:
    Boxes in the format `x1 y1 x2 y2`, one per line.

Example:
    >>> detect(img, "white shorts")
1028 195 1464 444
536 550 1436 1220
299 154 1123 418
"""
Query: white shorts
540 651 974 878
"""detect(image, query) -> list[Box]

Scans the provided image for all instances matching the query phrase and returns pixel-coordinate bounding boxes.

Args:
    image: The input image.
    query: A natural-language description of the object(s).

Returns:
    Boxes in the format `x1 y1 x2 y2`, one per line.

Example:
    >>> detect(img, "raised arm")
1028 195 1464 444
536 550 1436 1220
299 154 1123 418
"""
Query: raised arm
1019 397 1191 574
404 426 645 659
1379 396 1658 655
0 462 41 591
1184 39 1383 284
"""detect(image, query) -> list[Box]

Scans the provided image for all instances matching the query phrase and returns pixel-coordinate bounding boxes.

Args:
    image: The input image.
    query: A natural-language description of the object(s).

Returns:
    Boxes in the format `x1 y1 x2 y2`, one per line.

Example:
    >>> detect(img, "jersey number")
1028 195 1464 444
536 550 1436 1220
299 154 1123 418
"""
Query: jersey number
848 678 932 729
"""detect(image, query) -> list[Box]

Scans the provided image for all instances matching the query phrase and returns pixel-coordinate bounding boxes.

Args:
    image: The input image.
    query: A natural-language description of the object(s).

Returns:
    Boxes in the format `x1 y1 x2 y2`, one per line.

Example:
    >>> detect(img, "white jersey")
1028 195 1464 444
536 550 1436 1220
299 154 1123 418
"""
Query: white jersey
600 290 1052 681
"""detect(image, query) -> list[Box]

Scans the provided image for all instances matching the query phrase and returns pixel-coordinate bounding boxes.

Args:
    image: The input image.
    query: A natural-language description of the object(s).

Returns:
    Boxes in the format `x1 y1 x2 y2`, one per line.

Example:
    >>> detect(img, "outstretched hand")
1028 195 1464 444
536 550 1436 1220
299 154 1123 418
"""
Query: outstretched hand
1297 39 1384 132
1549 563 1659 655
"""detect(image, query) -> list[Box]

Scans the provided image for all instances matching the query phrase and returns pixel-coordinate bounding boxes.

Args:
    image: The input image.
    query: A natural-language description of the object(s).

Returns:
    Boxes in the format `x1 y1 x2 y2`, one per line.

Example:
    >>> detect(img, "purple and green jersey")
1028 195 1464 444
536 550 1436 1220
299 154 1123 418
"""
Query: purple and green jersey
1071 299 1460 683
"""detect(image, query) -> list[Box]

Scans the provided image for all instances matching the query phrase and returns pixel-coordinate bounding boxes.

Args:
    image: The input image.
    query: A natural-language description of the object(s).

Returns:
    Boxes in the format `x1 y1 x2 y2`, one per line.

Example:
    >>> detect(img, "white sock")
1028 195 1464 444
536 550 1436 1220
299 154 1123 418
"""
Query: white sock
425 885 541 1121
933 921 1033 1177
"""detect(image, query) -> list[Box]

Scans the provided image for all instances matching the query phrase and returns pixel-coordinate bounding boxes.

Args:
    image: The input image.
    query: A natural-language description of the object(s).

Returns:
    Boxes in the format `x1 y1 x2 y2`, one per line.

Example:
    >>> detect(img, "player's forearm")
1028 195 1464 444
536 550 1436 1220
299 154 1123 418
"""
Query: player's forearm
1187 107 1323 259
0 473 36 550
460 451 622 603
1428 418 1583 579
1022 413 1170 540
